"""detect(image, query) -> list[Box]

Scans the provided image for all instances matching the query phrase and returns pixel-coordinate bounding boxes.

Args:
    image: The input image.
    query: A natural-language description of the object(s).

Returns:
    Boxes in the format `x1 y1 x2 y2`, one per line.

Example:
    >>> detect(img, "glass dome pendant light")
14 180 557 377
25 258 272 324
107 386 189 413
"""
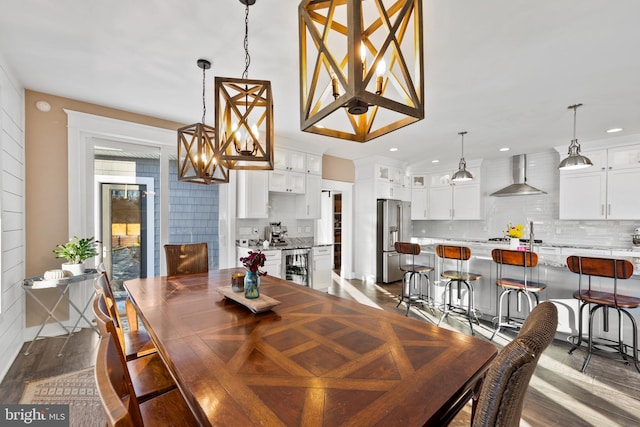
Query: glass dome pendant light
452 131 474 182
558 103 593 170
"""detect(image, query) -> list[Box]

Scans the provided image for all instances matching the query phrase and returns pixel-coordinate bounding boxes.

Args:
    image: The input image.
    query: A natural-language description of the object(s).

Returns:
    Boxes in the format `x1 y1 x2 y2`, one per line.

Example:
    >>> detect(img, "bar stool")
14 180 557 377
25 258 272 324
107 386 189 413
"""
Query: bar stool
566 256 639 373
394 242 434 316
436 245 482 335
490 248 547 341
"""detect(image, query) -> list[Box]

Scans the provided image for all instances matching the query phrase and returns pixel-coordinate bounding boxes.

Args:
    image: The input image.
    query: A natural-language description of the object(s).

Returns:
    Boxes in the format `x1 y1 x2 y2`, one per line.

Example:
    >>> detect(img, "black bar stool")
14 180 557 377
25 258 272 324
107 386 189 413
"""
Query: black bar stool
490 248 547 341
566 256 639 373
436 245 482 335
394 242 434 316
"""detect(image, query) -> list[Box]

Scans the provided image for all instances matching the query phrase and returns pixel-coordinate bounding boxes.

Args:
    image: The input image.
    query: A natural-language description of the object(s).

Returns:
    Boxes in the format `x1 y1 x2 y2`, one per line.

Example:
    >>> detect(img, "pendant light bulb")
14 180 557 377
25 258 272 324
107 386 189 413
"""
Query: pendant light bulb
558 103 593 170
452 131 474 182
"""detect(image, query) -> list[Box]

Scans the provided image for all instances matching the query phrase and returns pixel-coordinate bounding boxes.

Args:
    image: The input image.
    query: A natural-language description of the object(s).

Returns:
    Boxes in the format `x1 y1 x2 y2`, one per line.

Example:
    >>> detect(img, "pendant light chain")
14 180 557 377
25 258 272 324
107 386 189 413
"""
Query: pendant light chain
243 4 251 80
201 64 206 124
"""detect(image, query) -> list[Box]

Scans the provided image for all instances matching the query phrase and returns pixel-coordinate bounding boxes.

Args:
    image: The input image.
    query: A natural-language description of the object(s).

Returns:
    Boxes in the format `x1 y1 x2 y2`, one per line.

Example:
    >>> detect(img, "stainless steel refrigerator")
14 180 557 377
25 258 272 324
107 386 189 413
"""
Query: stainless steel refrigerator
376 199 412 283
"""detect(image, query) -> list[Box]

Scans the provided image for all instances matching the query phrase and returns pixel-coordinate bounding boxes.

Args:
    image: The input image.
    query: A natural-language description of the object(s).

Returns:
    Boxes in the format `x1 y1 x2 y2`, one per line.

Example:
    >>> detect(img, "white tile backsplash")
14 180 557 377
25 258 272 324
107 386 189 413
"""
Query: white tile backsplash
413 150 640 249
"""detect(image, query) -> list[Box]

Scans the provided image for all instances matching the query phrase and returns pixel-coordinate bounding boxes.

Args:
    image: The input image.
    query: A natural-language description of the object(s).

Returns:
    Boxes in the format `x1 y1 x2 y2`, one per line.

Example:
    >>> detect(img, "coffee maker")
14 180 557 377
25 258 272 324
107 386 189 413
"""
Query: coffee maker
266 222 288 246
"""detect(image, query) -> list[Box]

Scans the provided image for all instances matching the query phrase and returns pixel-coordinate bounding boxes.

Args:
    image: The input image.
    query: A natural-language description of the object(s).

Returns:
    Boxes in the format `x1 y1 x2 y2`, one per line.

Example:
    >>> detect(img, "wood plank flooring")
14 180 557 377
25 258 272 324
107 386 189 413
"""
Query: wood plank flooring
1 273 639 427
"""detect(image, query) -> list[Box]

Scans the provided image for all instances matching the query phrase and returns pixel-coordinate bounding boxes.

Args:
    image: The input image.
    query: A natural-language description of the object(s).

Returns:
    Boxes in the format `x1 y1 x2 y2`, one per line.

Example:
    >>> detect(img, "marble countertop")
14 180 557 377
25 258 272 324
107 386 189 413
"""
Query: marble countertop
413 237 640 273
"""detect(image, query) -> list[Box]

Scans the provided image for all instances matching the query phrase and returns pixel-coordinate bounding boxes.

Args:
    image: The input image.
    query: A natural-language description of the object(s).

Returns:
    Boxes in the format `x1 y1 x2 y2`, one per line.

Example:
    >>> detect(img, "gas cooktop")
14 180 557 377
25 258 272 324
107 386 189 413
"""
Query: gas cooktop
488 237 543 244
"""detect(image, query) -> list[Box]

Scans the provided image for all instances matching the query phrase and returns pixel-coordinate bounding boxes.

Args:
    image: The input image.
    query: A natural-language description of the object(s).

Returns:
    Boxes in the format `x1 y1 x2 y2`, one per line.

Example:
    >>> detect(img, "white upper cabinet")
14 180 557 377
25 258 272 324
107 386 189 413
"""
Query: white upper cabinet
237 170 269 219
306 153 322 175
375 164 410 201
559 144 640 220
270 148 317 194
274 147 306 172
296 174 322 219
426 168 481 220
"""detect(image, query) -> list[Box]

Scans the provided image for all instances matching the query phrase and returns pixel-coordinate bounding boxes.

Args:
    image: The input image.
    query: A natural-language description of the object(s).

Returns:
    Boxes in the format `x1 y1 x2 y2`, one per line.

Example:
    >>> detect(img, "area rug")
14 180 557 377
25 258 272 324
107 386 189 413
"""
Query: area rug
20 367 105 427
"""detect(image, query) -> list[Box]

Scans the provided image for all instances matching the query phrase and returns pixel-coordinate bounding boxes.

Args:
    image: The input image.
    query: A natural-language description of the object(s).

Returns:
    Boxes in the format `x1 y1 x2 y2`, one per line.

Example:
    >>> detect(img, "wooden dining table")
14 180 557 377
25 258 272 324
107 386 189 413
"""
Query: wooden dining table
124 268 498 426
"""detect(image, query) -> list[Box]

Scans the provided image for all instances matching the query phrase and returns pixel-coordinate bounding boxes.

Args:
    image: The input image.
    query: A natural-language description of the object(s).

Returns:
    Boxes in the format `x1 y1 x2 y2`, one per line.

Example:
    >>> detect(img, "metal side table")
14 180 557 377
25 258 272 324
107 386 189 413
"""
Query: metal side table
22 270 99 357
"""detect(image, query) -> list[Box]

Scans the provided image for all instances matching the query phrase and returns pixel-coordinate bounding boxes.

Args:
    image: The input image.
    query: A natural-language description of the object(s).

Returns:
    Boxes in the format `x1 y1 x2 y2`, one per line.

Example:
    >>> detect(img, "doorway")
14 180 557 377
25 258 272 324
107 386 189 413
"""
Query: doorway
333 193 342 272
100 183 149 291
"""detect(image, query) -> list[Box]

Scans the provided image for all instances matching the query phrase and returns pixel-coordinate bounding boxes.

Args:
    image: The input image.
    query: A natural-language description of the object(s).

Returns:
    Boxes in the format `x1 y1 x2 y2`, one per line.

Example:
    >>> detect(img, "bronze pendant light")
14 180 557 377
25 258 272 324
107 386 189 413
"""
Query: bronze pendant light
558 103 593 170
177 59 229 184
216 0 274 170
299 0 424 142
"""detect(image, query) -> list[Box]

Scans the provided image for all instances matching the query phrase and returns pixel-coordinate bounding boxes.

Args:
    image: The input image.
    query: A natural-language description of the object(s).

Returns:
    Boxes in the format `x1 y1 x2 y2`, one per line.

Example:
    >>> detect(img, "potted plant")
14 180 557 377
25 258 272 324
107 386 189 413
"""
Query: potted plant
53 236 99 275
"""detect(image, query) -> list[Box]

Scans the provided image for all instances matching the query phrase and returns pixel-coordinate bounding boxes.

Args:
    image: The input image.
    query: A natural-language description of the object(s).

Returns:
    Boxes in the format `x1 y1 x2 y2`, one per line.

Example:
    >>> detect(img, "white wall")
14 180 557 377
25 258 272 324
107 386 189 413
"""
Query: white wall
0 53 25 381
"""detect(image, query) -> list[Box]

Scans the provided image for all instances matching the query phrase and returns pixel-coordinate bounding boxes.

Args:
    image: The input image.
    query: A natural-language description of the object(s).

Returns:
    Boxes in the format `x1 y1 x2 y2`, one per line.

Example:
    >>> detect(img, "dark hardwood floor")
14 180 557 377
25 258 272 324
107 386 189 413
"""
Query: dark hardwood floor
2 273 639 427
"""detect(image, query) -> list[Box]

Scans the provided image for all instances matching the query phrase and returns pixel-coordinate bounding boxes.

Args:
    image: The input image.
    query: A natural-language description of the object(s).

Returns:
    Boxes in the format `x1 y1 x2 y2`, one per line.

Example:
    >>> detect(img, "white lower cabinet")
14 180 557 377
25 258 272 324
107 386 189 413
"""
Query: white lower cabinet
311 246 332 291
237 247 282 279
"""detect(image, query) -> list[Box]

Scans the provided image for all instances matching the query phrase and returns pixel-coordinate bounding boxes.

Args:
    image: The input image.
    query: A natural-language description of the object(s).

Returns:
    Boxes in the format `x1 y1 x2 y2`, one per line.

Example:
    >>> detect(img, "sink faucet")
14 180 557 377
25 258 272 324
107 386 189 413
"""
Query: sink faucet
529 221 534 252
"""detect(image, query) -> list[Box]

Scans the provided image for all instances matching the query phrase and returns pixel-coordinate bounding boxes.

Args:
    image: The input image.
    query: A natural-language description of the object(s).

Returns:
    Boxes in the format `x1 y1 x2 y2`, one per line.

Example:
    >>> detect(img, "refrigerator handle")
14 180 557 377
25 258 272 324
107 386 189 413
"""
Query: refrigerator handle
397 204 401 244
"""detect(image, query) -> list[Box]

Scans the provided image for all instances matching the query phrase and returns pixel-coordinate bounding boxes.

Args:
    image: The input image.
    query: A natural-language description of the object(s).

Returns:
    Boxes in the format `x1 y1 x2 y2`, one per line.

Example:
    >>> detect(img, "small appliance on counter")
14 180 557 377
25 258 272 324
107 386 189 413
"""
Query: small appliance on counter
266 222 288 246
633 227 640 247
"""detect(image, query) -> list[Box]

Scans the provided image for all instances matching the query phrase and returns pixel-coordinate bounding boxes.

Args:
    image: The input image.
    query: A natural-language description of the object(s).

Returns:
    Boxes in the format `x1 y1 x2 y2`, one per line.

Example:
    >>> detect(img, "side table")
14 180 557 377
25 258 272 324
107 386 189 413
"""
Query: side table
22 270 99 357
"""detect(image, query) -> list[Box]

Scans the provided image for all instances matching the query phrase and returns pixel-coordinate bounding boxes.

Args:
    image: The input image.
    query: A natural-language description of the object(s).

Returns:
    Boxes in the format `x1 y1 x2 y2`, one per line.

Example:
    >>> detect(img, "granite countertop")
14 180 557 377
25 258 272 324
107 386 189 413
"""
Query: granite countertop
238 237 331 251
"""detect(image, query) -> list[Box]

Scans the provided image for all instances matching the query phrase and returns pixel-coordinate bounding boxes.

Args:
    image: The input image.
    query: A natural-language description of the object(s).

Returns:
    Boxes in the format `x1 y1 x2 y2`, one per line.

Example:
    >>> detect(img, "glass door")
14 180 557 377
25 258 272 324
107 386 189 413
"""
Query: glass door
101 183 148 290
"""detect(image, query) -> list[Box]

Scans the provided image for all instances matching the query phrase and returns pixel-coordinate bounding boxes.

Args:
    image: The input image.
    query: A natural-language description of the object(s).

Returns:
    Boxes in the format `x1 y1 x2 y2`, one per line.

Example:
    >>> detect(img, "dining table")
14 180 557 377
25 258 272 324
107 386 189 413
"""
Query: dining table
124 268 498 426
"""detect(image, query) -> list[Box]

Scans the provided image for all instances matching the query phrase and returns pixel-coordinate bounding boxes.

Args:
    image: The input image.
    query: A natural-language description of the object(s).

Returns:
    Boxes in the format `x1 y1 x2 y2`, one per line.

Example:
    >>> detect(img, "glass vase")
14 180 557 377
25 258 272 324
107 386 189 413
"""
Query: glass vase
244 271 260 299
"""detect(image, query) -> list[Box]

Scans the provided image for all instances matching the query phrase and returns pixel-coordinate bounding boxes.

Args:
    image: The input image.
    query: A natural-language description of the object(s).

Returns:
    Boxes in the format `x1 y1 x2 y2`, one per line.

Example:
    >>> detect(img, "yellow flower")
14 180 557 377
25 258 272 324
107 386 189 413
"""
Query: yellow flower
504 222 525 239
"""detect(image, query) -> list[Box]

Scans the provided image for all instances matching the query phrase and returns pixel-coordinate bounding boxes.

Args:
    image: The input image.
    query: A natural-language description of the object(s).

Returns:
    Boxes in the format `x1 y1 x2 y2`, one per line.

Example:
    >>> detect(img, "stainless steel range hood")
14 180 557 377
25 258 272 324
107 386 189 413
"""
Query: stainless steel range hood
490 154 546 197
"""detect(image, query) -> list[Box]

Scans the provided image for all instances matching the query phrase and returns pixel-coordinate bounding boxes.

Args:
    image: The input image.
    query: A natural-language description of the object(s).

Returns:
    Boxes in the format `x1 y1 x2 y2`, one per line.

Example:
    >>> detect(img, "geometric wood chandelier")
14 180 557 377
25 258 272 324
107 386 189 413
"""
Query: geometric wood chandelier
299 0 424 142
216 0 274 170
177 59 230 184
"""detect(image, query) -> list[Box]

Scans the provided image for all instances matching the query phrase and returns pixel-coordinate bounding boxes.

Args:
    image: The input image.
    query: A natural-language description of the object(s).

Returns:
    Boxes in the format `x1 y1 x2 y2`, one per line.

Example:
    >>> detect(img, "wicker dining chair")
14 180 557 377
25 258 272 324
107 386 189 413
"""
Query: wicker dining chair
164 242 209 276
472 301 558 427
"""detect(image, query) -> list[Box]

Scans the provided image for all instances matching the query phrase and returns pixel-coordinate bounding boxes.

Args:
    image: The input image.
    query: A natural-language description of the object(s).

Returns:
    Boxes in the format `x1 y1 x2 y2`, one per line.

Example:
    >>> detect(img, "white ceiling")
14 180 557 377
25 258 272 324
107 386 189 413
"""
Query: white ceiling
1 0 639 170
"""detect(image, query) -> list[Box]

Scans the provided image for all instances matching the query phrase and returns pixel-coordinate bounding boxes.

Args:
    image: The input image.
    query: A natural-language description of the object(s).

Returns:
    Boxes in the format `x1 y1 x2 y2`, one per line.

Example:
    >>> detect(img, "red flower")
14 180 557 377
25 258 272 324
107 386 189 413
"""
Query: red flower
239 250 267 275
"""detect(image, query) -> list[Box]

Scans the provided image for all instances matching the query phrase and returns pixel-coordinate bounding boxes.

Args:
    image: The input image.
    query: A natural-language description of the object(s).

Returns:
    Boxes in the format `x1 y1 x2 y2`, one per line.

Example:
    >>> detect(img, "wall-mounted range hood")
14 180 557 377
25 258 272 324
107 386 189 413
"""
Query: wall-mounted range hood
490 154 546 197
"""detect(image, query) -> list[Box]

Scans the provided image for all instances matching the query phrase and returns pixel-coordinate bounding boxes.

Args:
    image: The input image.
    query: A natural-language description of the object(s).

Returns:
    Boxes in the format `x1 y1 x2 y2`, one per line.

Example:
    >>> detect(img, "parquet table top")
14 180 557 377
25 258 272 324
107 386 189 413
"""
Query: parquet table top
125 269 497 426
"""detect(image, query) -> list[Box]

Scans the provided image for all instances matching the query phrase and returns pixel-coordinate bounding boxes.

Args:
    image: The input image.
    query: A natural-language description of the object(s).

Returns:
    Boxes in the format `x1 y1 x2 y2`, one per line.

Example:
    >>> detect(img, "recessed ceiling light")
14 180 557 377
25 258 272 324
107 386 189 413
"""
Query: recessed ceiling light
499 147 510 152
389 147 398 152
35 100 51 112
431 159 439 163
606 128 623 133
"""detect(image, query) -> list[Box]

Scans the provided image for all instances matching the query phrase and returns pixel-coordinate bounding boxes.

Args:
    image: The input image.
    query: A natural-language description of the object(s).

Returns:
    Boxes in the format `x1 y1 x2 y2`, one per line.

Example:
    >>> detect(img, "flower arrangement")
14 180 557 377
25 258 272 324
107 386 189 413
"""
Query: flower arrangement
239 250 267 275
504 223 525 239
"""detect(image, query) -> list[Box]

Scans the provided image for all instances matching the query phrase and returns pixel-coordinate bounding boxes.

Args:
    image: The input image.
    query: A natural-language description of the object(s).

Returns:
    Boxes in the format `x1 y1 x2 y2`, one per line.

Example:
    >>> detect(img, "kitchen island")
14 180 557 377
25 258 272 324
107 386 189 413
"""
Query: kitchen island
409 237 640 349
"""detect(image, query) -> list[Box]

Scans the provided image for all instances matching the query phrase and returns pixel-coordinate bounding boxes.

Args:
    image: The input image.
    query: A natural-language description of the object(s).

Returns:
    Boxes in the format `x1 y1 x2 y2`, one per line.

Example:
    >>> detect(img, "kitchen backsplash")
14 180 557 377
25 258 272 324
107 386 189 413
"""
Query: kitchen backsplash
412 150 640 249
237 192 315 241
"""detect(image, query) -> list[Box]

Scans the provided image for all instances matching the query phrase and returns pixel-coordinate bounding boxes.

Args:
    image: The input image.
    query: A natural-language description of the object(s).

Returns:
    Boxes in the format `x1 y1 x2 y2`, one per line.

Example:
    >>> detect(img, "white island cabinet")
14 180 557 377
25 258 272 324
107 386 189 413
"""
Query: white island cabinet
560 144 640 220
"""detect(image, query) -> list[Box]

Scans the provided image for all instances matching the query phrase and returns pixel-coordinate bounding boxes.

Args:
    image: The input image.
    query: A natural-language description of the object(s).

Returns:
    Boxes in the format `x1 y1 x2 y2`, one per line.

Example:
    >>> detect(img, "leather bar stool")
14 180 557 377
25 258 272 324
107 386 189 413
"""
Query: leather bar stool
490 248 547 341
394 242 434 316
566 256 639 373
436 245 483 335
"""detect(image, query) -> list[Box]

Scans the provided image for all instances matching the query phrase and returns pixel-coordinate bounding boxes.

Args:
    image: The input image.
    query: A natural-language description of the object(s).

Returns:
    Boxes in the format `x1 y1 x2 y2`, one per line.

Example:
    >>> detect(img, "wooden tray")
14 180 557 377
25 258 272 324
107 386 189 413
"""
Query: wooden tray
217 285 281 313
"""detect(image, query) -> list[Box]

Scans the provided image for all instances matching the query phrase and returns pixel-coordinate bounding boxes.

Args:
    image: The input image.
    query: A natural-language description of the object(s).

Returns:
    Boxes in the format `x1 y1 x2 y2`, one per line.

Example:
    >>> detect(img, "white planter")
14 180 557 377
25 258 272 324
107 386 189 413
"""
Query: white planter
61 262 86 276
509 238 520 249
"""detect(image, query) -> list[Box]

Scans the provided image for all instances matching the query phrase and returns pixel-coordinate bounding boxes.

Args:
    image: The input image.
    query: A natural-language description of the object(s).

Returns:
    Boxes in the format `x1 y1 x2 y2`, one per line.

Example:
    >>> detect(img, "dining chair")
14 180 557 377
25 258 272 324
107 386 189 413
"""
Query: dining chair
472 301 558 427
93 293 176 403
566 256 639 373
94 272 156 361
164 242 209 276
436 245 483 335
95 331 199 427
490 249 547 341
394 242 434 316
97 263 139 332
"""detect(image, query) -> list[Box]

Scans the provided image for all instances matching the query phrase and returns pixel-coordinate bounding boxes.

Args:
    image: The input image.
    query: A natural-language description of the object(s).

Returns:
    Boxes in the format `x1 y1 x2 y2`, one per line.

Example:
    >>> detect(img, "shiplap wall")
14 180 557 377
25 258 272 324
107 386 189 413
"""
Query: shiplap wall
0 54 25 381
